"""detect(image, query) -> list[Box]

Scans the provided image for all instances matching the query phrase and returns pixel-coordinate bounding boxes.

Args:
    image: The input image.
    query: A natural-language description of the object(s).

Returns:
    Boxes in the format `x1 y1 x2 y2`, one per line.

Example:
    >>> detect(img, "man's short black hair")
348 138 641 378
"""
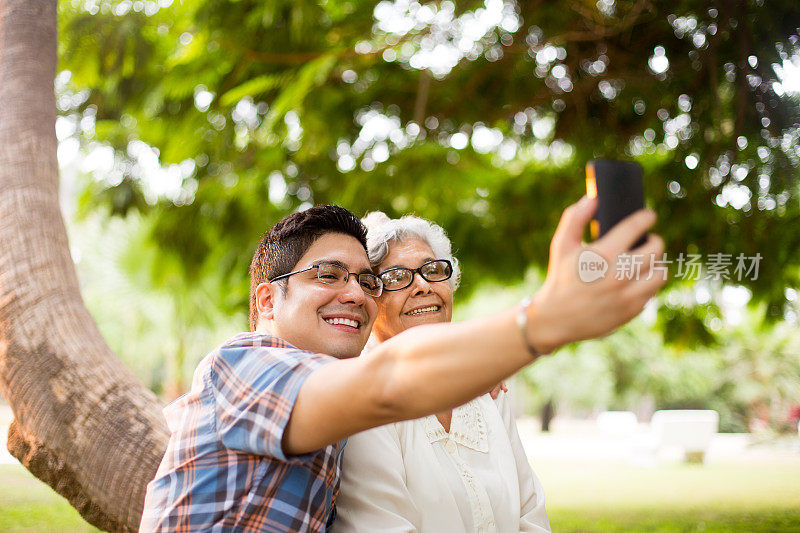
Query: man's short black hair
249 205 367 331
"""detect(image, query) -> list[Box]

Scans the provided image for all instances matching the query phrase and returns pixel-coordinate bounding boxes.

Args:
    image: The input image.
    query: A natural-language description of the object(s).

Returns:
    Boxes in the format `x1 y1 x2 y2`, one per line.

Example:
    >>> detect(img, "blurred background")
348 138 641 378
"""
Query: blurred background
2 0 799 531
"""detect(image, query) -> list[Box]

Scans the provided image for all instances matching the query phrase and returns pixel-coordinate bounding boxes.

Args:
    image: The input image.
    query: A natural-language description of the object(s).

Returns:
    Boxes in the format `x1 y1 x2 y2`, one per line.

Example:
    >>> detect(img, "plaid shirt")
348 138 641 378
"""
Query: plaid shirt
140 332 342 532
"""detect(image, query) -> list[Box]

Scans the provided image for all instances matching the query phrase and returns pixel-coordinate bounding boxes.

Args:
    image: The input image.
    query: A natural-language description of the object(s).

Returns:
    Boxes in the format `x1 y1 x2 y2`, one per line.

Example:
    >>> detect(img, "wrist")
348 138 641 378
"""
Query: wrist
522 292 566 355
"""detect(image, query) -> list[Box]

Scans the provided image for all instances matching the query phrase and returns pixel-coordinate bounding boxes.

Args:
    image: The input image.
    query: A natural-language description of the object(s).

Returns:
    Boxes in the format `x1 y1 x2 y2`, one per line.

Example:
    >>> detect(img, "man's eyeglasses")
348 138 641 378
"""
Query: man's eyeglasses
378 259 452 292
269 262 384 297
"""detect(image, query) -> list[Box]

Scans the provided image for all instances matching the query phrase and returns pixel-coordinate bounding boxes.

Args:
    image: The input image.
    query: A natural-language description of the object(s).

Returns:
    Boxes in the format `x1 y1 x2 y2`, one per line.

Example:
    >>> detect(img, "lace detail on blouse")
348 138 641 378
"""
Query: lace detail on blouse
423 398 489 452
422 398 497 533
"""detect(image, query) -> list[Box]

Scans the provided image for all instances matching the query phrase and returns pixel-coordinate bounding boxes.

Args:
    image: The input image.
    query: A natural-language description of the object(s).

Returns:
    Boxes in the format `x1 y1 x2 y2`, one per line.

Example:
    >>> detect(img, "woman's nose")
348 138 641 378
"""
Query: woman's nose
409 273 433 296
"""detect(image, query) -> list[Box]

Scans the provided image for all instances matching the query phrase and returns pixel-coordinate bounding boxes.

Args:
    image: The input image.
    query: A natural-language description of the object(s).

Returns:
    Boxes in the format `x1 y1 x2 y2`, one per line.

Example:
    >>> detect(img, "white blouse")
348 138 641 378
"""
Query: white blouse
332 392 550 533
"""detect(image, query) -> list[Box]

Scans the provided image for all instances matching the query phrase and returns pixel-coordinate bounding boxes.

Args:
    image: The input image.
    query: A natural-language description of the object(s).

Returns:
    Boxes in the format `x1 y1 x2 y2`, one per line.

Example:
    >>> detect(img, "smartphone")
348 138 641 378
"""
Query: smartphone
585 159 647 248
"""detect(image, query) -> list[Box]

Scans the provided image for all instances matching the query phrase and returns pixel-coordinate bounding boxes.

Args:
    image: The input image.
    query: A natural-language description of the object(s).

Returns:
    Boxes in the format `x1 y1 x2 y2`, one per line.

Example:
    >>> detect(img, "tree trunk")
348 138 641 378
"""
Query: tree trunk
540 399 554 432
0 1 169 531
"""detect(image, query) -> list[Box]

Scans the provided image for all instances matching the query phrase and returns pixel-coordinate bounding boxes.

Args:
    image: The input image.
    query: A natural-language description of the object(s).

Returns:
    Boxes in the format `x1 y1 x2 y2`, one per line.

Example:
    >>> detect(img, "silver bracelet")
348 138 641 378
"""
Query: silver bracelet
516 296 543 359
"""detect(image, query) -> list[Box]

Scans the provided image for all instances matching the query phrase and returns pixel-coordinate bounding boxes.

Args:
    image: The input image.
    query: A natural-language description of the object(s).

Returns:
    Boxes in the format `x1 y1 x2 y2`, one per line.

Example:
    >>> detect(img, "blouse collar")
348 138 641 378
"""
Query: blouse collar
423 398 489 453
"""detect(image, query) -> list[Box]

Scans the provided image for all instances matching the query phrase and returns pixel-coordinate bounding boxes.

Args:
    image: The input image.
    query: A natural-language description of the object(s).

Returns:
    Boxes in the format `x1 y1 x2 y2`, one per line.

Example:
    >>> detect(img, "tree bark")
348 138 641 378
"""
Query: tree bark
0 1 169 531
540 399 554 432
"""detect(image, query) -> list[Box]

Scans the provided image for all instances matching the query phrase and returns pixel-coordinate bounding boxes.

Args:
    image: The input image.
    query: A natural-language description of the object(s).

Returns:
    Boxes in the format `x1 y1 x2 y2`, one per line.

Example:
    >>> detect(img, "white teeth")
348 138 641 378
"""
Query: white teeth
325 317 359 328
406 306 439 316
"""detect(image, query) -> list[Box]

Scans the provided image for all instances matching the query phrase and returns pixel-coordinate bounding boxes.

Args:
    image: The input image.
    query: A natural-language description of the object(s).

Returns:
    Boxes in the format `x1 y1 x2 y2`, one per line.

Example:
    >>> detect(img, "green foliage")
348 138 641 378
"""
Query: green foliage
518 303 800 432
455 274 800 432
56 1 800 342
67 211 246 393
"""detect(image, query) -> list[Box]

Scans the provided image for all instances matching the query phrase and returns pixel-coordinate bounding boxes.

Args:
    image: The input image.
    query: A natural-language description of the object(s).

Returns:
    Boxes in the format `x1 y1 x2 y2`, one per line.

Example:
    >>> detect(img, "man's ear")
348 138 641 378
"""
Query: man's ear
255 282 278 322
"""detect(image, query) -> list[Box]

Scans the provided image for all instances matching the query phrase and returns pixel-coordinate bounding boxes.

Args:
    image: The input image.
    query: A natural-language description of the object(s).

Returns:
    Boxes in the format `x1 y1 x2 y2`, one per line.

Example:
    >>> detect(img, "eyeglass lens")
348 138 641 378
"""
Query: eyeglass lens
316 263 382 296
380 260 451 290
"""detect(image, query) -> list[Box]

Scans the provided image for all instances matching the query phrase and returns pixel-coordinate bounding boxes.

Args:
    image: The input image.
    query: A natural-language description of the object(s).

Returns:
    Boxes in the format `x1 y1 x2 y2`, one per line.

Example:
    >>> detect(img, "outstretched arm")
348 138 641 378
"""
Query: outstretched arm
284 196 666 455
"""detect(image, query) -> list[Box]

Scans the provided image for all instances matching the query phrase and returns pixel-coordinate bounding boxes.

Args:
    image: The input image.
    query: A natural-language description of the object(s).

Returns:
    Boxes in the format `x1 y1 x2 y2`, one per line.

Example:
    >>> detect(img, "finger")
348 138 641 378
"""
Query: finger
611 286 658 326
631 233 664 258
597 209 657 255
624 270 668 303
551 196 597 255
629 235 665 277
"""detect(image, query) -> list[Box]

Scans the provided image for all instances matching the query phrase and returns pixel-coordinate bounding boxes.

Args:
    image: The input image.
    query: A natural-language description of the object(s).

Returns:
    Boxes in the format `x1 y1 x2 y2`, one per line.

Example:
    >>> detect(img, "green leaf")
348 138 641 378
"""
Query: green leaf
220 73 287 106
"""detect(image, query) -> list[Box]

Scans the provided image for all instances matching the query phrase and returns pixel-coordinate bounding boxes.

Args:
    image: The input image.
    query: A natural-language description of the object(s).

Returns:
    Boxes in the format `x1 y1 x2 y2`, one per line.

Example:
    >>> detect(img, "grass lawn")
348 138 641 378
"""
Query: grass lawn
536 459 800 532
1 459 798 531
0 465 99 532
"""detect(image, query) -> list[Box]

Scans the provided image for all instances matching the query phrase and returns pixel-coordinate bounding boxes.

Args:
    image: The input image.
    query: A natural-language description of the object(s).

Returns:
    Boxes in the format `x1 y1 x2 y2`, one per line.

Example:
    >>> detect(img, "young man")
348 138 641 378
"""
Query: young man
140 199 664 532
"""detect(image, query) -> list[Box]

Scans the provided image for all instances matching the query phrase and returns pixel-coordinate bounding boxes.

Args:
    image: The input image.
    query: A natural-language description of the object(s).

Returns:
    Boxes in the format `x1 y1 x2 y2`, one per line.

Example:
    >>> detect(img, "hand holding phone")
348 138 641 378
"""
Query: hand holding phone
585 159 647 248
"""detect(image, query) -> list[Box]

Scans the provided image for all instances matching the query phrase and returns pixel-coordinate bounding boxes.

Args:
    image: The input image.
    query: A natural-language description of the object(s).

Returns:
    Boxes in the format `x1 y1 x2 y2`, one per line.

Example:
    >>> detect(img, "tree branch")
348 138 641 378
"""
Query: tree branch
413 69 432 125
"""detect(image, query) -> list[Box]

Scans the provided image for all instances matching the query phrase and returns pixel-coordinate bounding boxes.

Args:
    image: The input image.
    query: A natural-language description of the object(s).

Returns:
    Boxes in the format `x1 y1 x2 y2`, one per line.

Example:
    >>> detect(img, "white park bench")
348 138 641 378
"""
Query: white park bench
596 410 639 436
647 409 719 463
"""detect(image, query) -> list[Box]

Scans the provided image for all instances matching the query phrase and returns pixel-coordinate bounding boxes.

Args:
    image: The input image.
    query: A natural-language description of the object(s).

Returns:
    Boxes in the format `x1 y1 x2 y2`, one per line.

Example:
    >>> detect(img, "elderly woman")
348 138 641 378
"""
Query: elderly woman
332 213 550 533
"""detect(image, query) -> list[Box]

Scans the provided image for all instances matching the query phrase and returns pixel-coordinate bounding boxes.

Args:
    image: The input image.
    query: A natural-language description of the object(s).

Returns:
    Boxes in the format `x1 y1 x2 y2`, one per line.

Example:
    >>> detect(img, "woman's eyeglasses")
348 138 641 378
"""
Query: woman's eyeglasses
378 260 452 292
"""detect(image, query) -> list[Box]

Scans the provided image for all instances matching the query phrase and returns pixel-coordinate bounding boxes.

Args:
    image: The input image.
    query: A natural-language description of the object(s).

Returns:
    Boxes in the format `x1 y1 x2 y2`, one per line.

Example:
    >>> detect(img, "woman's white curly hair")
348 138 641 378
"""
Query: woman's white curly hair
361 211 461 292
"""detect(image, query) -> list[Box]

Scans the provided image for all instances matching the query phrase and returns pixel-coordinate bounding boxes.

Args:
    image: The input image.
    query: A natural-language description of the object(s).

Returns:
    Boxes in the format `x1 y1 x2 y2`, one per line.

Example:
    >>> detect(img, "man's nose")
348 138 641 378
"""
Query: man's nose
339 274 366 304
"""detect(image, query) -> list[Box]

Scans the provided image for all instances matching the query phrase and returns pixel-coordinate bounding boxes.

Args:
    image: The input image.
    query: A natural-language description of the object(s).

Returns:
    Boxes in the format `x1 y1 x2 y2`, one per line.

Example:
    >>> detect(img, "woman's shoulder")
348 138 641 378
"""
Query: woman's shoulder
471 391 510 419
470 392 516 435
488 389 513 416
447 394 508 429
345 416 425 445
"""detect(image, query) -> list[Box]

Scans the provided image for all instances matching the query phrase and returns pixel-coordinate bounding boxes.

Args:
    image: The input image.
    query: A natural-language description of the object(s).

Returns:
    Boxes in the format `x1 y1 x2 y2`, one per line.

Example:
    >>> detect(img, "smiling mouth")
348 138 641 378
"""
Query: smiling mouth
405 305 441 316
324 317 361 330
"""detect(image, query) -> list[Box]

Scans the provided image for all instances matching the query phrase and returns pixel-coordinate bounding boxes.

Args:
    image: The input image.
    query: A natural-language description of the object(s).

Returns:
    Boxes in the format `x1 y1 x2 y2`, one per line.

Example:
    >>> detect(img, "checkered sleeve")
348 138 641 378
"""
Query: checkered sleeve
211 344 334 462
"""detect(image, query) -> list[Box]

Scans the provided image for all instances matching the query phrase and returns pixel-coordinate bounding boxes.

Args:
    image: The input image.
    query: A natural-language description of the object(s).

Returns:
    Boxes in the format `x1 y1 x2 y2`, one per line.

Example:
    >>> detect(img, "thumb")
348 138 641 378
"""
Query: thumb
551 196 597 254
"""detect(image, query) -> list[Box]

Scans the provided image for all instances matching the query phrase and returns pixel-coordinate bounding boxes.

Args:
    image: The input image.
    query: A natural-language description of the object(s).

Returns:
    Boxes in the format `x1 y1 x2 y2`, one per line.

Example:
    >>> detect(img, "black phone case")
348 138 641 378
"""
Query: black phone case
585 159 647 248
